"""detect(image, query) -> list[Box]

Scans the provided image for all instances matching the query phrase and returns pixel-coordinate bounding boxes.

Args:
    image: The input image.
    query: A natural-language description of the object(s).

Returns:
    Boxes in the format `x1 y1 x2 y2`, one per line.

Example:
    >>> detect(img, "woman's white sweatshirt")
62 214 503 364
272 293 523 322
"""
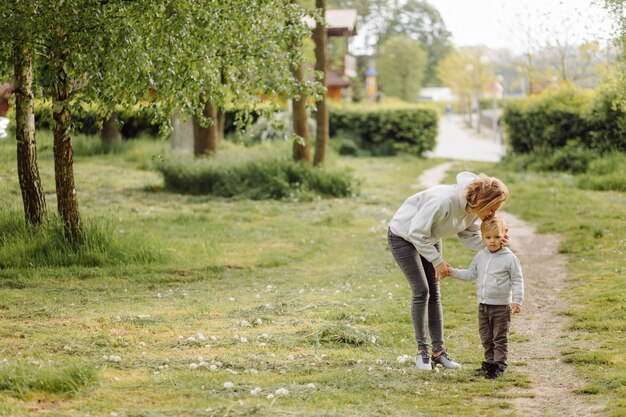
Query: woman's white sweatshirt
452 247 524 305
389 172 484 266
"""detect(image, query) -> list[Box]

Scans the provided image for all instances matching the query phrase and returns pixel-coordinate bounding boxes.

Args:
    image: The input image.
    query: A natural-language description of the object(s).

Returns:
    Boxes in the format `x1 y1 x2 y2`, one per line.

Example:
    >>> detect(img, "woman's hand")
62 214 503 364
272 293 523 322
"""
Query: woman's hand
435 262 452 281
511 304 522 314
501 228 509 247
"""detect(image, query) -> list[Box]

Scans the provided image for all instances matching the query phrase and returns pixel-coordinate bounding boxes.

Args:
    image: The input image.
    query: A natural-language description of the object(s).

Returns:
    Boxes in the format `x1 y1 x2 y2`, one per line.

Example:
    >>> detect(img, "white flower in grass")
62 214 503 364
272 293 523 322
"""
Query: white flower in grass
258 342 267 348
255 318 263 325
239 337 248 343
224 382 234 389
239 320 251 327
370 336 377 344
250 387 262 396
210 336 218 341
187 336 196 343
275 388 289 397
266 394 274 400
228 297 235 302
197 333 206 341
189 363 199 369
246 368 258 374
209 364 218 371
397 354 411 364
306 383 316 389
178 336 184 341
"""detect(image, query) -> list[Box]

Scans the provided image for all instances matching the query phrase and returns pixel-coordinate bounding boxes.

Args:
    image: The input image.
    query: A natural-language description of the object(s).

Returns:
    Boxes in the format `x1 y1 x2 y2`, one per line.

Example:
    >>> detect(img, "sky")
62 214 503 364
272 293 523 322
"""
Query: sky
426 0 616 53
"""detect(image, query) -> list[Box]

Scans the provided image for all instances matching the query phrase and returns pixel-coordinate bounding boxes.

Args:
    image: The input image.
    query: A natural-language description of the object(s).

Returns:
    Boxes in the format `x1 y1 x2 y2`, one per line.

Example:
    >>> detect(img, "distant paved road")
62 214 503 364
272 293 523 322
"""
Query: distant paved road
425 116 504 163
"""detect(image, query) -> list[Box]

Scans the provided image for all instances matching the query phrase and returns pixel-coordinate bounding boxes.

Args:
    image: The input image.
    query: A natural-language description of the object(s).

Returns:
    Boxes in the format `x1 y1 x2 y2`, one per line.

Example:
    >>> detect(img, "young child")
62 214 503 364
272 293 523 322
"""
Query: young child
449 216 524 378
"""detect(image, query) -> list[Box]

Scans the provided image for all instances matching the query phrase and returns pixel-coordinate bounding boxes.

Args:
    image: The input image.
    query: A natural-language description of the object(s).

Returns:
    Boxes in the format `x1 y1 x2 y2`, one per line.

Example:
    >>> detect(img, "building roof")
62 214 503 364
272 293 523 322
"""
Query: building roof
326 9 357 36
304 9 358 37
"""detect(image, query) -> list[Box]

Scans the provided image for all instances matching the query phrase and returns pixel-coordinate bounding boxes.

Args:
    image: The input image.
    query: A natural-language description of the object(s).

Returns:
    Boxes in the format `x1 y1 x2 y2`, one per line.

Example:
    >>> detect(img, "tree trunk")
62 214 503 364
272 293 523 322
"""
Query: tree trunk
101 112 120 150
290 0 310 162
292 63 311 162
14 42 47 227
313 0 328 166
217 108 225 142
192 99 218 156
53 59 81 241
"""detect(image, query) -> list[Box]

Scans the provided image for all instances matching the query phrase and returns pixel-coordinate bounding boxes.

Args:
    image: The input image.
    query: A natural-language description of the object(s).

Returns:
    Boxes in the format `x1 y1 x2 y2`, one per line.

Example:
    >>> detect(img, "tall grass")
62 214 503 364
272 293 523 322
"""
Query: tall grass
577 152 626 192
0 362 98 398
0 210 164 268
155 142 357 199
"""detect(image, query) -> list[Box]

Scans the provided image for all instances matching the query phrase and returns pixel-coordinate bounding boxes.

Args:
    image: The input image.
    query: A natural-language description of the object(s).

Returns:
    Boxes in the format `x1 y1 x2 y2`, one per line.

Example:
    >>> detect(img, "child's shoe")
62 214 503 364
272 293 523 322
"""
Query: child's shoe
415 350 432 371
431 350 461 369
485 363 505 379
478 361 491 375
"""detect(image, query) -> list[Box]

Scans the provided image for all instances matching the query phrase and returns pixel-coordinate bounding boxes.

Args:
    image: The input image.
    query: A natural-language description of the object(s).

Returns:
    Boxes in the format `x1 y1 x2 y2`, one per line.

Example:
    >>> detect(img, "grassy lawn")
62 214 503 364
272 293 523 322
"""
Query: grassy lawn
0 133 623 416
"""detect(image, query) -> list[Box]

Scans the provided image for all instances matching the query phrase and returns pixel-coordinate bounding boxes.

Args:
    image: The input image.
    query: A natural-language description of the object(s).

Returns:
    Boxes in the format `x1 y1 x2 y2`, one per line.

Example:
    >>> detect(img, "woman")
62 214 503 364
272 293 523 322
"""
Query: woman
388 171 509 370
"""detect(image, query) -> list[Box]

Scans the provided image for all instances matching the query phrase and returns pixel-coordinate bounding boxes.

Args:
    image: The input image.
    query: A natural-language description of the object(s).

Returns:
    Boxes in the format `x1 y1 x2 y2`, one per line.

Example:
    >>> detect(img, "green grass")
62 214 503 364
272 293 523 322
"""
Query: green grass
0 132 623 415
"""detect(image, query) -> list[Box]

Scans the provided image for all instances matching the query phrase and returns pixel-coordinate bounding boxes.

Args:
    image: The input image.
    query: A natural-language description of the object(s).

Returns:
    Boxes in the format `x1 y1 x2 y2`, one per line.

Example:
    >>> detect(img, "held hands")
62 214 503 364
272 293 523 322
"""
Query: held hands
435 261 452 281
511 304 522 314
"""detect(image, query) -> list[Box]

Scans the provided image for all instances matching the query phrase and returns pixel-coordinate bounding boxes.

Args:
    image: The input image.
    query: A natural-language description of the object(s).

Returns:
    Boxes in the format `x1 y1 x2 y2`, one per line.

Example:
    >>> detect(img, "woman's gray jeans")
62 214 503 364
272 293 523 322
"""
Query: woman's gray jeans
388 228 444 353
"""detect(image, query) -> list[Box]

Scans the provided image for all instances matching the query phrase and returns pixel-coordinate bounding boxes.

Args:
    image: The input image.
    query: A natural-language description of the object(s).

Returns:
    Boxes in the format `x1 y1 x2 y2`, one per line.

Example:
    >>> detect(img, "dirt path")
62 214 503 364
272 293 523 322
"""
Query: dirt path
418 163 606 416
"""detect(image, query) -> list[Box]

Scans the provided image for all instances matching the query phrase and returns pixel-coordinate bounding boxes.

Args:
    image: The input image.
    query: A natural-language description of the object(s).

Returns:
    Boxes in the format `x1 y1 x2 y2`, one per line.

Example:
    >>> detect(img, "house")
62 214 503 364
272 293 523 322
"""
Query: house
306 9 358 101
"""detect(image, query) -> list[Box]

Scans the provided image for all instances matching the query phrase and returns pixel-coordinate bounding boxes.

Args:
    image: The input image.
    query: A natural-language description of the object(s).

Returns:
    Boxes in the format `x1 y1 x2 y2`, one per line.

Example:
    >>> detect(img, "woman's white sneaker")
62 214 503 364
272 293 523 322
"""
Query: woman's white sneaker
415 351 433 371
432 350 461 369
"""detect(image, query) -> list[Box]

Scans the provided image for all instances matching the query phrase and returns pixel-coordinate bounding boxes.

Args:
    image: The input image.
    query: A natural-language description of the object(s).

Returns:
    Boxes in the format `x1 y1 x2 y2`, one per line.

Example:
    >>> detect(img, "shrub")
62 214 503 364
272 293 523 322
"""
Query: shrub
499 140 596 173
33 100 162 139
586 81 626 153
235 111 315 146
155 144 357 199
329 104 438 156
502 85 594 154
0 211 164 268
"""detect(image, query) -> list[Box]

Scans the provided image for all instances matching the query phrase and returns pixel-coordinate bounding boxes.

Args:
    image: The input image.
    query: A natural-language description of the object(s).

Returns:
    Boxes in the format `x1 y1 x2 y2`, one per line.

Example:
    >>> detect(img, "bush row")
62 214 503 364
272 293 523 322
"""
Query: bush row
155 144 357 200
32 101 162 138
29 102 250 139
502 84 626 154
328 105 439 156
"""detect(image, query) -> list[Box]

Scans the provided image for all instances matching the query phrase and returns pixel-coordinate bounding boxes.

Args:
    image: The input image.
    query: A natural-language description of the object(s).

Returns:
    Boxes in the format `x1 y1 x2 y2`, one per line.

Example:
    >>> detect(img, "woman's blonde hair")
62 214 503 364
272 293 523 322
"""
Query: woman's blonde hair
464 173 509 213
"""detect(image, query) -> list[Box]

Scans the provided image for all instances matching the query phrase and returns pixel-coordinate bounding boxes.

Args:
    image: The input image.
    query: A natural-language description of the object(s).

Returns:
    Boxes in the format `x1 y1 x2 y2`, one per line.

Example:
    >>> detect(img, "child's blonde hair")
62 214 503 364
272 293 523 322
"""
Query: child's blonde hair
465 173 509 213
480 215 507 235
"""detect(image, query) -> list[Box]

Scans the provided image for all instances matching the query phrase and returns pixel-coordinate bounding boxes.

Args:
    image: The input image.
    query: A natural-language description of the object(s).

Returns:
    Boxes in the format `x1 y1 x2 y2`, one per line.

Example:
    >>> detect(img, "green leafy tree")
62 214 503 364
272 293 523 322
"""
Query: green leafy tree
329 0 452 86
377 36 427 102
1 0 315 239
0 1 49 228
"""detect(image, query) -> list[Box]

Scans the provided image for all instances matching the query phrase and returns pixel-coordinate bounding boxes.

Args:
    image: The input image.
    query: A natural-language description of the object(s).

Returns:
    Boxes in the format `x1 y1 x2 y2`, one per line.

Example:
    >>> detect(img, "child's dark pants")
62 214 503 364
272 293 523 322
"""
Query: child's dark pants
478 303 511 370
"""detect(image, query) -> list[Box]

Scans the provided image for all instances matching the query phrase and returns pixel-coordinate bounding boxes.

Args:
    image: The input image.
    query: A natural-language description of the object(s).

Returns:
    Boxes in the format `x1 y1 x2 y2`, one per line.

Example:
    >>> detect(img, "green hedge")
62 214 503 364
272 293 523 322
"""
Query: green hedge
30 101 255 139
502 86 594 154
33 101 161 138
502 84 626 154
328 105 438 156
